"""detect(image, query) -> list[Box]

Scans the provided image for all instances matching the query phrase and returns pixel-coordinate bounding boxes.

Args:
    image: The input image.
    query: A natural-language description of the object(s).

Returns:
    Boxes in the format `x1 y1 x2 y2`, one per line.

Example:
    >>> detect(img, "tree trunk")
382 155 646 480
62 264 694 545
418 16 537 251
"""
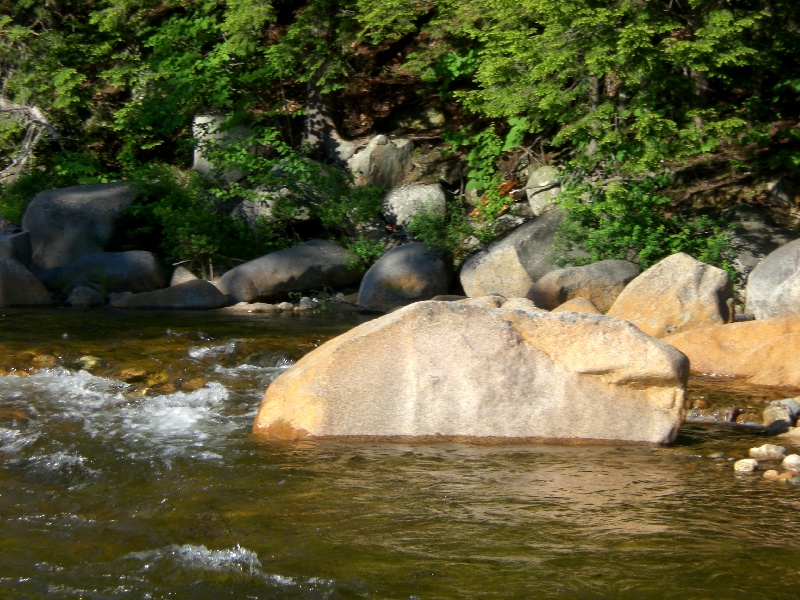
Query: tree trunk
0 98 61 184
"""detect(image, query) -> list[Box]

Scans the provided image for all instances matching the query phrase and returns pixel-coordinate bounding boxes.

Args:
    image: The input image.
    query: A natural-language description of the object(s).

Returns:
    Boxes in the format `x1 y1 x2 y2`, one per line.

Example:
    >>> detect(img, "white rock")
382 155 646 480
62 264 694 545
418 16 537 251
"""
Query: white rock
782 453 800 471
734 458 759 473
749 444 787 460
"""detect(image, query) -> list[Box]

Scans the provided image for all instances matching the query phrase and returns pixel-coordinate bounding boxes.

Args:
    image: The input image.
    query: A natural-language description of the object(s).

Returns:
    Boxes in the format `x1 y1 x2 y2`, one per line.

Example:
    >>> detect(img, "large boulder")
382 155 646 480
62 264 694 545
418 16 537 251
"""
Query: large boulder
607 253 732 338
253 299 688 443
459 210 567 298
525 165 560 216
358 243 450 312
192 114 252 182
527 259 639 312
664 317 800 389
37 251 166 298
216 239 363 303
0 230 32 267
745 238 800 319
726 205 798 295
347 135 413 189
0 259 53 307
110 279 232 310
22 182 139 270
382 183 446 229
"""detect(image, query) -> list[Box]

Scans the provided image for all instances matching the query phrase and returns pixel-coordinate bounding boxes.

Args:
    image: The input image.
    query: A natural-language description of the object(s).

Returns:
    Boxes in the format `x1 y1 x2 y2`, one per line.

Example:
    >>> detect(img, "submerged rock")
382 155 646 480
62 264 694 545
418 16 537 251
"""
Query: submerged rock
253 298 687 443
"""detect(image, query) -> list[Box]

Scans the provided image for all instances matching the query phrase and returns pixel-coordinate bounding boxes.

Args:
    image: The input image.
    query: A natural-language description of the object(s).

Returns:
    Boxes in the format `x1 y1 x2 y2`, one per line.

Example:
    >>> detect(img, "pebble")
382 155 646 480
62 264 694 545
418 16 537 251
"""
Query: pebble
749 444 787 460
782 454 800 471
734 458 759 473
763 470 795 482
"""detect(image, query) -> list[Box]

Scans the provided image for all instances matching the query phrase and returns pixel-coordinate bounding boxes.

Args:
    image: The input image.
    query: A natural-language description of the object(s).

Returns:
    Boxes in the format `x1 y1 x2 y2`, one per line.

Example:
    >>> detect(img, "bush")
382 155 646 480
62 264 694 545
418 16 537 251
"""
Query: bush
407 200 474 266
554 172 733 273
122 164 274 276
0 170 53 226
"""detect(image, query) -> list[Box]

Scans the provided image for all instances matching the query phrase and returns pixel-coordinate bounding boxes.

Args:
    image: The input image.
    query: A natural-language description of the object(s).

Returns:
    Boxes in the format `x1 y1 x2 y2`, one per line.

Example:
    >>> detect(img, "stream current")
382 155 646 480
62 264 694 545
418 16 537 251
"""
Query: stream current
1 308 799 599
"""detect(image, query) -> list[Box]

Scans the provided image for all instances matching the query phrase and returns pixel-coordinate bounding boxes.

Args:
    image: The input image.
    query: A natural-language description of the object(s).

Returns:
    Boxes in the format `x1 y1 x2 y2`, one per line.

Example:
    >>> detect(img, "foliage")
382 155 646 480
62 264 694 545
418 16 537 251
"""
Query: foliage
0 170 52 226
554 173 732 272
345 236 386 270
0 0 797 278
406 201 474 266
122 164 266 274
201 125 384 240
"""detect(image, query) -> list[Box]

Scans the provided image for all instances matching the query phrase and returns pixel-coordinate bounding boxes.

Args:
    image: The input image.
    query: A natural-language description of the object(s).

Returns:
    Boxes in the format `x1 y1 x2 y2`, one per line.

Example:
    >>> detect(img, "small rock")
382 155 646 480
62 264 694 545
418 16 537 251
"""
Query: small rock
67 285 105 308
32 354 58 368
74 355 103 371
782 454 800 471
182 378 207 391
276 302 294 311
749 443 787 460
118 368 148 383
297 297 316 311
734 458 759 473
763 469 782 481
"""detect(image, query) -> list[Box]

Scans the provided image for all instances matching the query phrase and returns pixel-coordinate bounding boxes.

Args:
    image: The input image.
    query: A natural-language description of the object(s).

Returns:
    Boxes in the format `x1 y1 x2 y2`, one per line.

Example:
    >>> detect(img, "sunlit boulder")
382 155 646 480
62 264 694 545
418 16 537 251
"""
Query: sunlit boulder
253 298 687 443
745 238 800 319
607 253 732 337
527 259 639 312
664 316 800 389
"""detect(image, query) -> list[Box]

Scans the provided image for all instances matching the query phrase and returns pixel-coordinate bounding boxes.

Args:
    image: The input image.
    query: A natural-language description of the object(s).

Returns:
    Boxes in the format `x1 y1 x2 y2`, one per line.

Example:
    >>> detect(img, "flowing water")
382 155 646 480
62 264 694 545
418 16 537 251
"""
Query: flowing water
1 308 799 599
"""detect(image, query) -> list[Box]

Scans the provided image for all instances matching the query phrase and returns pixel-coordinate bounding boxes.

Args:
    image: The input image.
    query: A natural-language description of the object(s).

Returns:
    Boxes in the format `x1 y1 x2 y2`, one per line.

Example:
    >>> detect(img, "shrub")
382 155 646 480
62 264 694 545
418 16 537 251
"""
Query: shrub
554 172 733 274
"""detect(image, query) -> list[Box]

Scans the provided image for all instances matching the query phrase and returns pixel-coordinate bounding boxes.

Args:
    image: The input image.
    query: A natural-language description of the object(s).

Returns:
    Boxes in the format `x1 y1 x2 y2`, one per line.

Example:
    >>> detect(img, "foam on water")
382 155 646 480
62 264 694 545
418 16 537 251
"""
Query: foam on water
188 340 241 359
0 369 241 465
128 543 264 574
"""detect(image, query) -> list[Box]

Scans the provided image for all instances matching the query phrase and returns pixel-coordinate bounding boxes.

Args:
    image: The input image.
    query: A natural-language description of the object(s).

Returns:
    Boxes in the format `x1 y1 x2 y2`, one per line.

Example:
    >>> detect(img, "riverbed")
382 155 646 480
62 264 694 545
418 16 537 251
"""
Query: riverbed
1 308 798 598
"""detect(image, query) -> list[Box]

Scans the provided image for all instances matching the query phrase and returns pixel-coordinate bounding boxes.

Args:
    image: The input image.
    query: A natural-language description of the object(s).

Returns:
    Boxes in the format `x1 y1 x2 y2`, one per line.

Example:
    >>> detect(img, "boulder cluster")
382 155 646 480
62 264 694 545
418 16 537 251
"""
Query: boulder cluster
3 159 800 445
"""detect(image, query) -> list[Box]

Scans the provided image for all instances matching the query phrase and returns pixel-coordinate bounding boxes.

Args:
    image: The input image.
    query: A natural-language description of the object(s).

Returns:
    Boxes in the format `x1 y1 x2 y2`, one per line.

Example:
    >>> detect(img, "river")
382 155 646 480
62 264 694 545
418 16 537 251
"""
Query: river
0 308 798 598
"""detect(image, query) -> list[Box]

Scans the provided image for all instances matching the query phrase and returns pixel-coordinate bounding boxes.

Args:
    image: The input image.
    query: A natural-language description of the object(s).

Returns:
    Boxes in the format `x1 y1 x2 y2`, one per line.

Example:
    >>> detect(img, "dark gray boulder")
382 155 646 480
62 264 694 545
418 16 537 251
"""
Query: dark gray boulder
66 285 106 308
0 230 32 267
37 251 166 298
0 259 53 307
358 242 450 312
727 204 798 295
527 259 640 312
216 239 363 303
22 182 139 269
109 279 232 310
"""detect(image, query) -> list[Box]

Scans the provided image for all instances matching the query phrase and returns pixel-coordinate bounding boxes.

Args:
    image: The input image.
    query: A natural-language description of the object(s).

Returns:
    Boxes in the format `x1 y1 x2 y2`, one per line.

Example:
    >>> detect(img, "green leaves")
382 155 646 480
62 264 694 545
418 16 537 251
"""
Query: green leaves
555 173 732 271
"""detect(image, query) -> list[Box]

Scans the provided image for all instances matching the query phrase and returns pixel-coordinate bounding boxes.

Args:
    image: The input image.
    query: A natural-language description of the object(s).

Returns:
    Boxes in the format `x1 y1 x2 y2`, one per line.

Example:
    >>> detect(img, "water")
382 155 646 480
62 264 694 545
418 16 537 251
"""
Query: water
1 308 799 599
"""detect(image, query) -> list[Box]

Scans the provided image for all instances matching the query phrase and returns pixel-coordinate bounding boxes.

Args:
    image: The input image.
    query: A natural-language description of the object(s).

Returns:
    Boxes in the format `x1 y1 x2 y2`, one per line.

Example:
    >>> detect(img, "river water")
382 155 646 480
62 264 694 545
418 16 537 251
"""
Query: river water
1 308 799 599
